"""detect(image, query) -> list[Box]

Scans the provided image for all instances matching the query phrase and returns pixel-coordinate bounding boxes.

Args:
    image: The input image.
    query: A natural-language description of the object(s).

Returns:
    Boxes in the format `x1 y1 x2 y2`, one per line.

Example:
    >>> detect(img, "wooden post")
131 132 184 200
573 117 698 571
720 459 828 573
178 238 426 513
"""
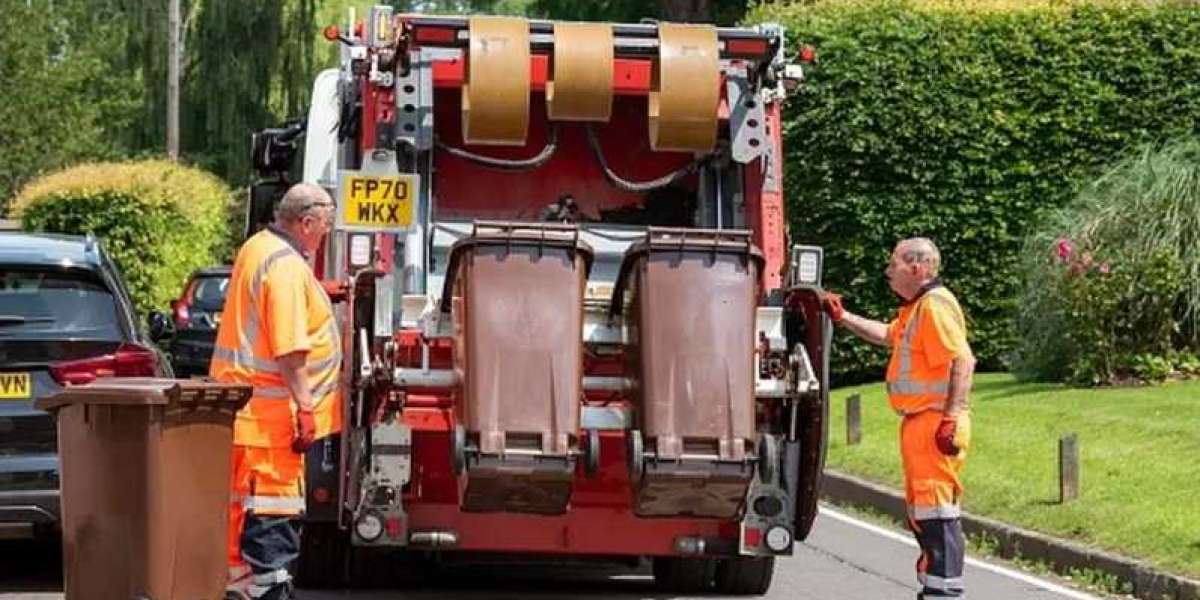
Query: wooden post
1059 434 1079 503
846 394 862 446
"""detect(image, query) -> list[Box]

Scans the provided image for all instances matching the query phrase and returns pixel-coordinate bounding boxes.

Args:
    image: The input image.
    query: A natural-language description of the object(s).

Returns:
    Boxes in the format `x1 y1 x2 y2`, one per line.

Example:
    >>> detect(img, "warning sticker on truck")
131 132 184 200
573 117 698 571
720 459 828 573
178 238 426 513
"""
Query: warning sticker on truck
338 171 418 231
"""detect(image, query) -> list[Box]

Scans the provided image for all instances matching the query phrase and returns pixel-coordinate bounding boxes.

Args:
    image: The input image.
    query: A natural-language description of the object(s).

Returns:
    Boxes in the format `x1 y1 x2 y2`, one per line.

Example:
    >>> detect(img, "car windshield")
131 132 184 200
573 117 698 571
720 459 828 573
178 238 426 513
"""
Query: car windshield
0 268 123 339
191 275 229 308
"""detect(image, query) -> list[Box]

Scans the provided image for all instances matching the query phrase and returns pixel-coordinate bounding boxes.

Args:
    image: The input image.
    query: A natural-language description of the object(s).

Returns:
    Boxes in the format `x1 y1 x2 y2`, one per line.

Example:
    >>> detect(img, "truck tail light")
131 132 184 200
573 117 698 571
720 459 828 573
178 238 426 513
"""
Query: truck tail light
49 343 159 386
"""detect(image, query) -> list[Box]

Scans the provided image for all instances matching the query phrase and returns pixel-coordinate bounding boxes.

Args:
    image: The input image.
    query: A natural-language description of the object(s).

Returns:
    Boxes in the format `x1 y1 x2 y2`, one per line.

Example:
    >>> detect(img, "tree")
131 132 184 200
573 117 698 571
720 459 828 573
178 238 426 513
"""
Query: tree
0 1 138 207
526 0 750 24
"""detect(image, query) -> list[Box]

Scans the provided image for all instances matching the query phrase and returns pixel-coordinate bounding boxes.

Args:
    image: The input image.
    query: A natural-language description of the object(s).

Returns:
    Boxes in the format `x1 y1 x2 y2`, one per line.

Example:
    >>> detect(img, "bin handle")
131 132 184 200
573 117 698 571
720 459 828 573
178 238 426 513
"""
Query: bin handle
442 221 593 314
608 228 764 320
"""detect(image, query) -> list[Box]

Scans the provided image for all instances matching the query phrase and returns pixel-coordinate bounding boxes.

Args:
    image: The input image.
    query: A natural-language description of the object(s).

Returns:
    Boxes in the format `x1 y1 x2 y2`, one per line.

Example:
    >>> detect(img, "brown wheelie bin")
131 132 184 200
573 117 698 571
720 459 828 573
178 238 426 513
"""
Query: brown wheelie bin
611 228 763 518
441 222 592 514
36 378 250 600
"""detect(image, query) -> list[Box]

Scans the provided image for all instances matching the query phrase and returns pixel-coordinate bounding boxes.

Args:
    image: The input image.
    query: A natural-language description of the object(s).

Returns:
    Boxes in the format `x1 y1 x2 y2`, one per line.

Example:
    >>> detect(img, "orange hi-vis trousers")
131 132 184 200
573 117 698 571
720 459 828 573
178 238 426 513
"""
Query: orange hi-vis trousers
901 409 971 598
227 445 306 569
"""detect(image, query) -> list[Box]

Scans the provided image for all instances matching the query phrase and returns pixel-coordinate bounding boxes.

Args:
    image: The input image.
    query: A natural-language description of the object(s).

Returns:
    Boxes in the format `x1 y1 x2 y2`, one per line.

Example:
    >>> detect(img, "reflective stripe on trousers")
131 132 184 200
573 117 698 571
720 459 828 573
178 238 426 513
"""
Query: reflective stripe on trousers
242 495 306 514
909 504 962 520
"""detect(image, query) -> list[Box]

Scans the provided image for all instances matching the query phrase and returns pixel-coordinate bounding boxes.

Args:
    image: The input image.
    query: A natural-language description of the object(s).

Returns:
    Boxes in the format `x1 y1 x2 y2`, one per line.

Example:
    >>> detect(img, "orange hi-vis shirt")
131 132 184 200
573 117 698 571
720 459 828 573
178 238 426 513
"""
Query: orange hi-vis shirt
885 285 969 416
210 227 343 448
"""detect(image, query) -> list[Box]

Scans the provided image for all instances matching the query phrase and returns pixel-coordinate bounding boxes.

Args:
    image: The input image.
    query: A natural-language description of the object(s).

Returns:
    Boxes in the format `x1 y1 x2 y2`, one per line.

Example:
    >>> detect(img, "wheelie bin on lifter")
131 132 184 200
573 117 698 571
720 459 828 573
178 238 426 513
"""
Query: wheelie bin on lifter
442 222 594 515
611 228 765 519
37 378 251 600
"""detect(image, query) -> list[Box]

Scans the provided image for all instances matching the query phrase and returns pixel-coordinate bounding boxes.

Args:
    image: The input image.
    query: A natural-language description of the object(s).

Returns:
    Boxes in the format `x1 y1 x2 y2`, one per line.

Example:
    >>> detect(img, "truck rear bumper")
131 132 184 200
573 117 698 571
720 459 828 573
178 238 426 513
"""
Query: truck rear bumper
402 503 741 557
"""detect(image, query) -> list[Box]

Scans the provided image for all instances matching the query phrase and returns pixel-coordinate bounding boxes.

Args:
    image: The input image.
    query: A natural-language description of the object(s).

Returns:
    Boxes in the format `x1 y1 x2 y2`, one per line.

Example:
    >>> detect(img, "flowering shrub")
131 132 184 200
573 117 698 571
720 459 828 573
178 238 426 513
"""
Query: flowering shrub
1015 140 1200 385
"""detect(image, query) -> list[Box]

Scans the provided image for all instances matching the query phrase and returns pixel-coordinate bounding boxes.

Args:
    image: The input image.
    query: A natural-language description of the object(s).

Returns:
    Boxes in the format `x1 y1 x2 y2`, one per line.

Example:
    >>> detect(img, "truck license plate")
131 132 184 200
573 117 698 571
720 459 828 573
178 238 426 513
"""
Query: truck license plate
339 173 418 231
0 373 31 399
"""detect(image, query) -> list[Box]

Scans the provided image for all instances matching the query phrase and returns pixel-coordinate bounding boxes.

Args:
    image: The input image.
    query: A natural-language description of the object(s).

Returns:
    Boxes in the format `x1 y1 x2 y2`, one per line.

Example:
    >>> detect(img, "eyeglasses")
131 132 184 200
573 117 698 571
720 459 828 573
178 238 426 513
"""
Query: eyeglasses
301 202 336 227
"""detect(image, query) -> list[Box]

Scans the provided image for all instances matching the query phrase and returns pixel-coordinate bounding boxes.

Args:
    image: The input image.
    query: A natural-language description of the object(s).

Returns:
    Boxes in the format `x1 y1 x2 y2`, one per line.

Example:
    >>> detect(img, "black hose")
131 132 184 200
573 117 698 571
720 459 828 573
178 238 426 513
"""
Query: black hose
585 125 700 193
435 126 559 171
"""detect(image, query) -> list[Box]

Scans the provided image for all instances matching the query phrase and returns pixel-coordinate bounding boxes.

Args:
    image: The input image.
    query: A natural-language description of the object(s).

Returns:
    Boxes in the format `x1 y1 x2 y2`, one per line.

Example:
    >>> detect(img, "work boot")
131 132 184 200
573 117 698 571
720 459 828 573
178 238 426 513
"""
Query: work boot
226 565 253 600
259 581 296 600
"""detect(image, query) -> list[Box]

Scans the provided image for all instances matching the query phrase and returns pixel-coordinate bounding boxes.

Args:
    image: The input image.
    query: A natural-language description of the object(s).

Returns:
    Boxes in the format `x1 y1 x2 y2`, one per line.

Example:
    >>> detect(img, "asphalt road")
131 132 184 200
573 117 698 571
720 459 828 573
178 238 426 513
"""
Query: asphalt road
0 507 1106 600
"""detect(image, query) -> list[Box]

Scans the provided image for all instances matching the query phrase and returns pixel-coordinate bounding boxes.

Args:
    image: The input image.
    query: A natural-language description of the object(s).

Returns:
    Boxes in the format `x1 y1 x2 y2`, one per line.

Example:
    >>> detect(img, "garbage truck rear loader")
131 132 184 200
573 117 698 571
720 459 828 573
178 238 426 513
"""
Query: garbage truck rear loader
247 8 829 595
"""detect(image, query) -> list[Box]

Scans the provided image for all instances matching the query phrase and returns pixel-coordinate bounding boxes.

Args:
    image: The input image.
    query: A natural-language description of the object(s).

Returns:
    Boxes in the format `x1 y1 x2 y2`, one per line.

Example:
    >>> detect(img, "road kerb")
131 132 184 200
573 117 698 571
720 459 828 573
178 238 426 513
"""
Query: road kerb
820 470 1200 600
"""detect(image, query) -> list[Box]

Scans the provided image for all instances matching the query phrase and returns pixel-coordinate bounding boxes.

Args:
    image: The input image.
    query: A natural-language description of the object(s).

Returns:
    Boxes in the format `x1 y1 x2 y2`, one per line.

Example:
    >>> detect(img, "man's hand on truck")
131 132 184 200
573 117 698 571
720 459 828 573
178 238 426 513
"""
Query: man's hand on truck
820 290 892 348
820 291 846 323
320 279 350 303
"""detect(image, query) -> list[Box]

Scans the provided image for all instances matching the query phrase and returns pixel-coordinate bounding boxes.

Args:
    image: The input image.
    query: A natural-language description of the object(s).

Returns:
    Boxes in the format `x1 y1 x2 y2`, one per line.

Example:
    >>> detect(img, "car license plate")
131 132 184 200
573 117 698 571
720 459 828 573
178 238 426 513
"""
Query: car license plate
0 373 31 400
339 172 418 231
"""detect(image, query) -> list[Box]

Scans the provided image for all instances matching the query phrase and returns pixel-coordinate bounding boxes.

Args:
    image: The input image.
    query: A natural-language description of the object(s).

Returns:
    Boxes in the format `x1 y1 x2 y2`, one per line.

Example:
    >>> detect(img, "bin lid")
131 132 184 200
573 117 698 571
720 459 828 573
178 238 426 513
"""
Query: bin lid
440 221 595 313
609 228 764 317
35 378 252 413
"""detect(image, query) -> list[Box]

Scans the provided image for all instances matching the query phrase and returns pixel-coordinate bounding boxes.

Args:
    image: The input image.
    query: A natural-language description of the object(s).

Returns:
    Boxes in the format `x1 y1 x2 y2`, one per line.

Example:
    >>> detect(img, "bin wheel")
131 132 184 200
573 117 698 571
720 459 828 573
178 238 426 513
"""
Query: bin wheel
716 556 776 595
452 424 467 476
758 434 779 484
584 429 601 478
627 429 645 483
653 557 717 593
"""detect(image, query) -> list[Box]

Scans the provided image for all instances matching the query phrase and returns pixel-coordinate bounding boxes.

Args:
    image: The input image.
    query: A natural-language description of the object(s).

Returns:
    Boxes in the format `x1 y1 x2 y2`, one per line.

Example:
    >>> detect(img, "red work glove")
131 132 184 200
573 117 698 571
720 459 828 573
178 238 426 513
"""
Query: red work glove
935 418 959 456
820 291 846 324
293 408 317 454
320 280 349 303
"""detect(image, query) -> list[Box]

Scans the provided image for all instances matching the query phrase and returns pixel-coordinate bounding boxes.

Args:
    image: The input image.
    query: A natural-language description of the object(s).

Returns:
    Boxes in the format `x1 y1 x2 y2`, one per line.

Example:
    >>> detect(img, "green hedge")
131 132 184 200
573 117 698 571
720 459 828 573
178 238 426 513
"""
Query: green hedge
750 0 1200 383
10 160 234 312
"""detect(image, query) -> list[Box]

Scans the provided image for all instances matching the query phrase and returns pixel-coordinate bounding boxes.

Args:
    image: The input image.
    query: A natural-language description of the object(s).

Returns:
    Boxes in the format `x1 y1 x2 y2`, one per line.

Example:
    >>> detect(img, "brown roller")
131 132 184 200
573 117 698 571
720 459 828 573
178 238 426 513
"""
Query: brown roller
463 16 531 146
547 22 614 122
649 23 720 152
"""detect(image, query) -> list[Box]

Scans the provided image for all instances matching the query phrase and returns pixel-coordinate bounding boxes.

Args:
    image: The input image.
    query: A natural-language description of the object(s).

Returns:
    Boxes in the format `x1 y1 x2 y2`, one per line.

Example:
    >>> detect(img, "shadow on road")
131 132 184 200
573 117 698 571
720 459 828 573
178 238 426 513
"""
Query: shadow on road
0 539 62 593
0 539 678 600
304 559 679 599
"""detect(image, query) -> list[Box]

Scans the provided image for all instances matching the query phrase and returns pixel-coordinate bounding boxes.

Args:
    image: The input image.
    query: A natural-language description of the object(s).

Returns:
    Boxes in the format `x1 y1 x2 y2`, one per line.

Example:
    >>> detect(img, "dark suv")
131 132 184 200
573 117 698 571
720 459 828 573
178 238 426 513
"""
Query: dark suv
0 232 172 539
168 266 230 377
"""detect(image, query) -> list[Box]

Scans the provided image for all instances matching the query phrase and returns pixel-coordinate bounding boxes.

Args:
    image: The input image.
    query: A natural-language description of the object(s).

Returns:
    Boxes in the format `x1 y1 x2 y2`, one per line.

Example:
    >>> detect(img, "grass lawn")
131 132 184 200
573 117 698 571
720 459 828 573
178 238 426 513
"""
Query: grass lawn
826 373 1200 578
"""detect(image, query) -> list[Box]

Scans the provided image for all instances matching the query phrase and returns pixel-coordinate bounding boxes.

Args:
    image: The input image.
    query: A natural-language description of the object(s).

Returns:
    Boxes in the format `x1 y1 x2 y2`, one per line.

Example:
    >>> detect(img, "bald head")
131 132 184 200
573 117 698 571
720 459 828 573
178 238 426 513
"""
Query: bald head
897 237 941 277
885 237 941 301
275 182 334 225
273 183 335 257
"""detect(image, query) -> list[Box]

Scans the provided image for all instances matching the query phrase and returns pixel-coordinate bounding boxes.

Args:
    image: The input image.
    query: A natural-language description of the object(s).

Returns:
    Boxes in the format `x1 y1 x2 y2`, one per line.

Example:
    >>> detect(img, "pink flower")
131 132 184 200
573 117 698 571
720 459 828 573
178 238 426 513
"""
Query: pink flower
1098 263 1111 274
1055 238 1074 262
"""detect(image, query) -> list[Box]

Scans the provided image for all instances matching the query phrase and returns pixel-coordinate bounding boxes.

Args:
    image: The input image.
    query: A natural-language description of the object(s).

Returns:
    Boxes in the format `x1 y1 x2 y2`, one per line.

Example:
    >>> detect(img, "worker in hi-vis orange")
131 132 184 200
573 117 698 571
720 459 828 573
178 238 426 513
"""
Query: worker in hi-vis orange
212 183 343 600
822 237 975 600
